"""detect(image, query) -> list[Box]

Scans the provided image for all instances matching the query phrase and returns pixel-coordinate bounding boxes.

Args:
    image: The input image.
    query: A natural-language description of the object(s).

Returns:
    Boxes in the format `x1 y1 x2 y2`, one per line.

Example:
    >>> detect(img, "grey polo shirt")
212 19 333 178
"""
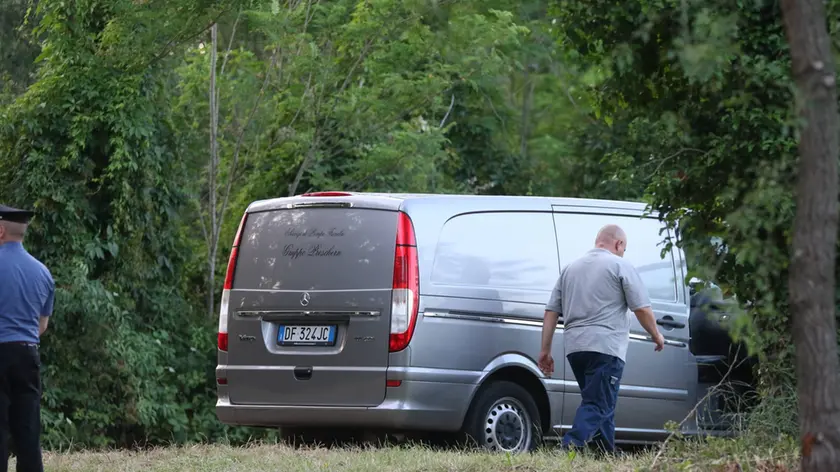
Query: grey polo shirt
546 248 651 362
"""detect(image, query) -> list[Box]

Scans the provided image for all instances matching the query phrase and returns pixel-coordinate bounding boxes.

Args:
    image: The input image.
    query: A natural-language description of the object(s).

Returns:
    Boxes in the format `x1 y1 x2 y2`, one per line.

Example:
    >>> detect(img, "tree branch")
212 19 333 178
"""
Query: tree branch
142 7 233 71
644 147 709 179
439 93 455 128
218 9 242 82
288 39 375 196
650 346 745 469
206 22 220 319
214 48 281 249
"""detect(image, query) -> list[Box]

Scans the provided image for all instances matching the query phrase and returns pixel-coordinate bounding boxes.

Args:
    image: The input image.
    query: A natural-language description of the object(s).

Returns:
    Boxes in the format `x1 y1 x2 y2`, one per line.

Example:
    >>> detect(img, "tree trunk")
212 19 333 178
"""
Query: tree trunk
519 64 534 160
780 1 840 471
208 23 219 319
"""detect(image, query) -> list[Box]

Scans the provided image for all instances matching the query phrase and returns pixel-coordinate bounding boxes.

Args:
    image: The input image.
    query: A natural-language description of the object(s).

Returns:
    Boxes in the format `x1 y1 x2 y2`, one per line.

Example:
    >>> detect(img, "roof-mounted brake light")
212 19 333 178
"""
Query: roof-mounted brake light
300 191 353 197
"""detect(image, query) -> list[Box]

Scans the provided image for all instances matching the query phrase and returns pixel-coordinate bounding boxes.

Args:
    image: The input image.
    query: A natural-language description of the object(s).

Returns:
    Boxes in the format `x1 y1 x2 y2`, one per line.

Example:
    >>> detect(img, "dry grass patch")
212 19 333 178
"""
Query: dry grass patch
40 444 639 472
30 439 799 472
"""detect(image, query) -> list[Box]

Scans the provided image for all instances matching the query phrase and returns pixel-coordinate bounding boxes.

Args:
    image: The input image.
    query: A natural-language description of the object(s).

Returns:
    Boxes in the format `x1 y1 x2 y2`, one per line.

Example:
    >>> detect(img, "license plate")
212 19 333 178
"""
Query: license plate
277 325 337 346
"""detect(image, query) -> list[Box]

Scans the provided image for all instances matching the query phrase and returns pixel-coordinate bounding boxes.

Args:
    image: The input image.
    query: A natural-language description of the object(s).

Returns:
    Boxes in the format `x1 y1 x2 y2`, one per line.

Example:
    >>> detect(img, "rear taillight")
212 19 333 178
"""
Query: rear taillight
390 212 419 352
217 332 228 352
219 212 248 352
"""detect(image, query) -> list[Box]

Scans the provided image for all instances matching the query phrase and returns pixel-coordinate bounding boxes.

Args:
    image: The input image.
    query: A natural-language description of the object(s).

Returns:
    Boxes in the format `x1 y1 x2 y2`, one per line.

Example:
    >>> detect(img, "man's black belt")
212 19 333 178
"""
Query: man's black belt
0 341 38 347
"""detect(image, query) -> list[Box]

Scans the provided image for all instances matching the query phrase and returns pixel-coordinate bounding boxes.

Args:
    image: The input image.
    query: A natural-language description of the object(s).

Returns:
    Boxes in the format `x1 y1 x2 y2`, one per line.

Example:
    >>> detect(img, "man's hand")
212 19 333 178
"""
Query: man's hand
539 310 560 376
652 331 664 352
538 350 554 377
632 306 665 352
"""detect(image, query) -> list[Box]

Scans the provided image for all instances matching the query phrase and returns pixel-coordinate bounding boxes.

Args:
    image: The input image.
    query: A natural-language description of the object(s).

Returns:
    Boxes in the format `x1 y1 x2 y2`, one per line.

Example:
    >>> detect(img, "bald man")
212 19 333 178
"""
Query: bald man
538 224 664 454
0 204 53 472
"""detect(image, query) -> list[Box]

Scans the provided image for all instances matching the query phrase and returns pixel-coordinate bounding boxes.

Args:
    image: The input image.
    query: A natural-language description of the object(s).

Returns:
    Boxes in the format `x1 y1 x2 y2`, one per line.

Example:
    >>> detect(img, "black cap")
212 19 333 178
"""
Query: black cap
0 204 35 224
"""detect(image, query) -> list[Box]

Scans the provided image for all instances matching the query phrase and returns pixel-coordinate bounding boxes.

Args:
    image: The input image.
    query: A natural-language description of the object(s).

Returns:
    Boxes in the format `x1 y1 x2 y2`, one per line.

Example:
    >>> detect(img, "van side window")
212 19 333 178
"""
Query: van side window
431 212 560 292
553 212 678 302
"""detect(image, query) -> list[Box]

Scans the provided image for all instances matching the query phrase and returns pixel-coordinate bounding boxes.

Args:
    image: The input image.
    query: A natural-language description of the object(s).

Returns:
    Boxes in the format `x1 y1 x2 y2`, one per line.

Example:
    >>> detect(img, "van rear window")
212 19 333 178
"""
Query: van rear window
232 208 398 291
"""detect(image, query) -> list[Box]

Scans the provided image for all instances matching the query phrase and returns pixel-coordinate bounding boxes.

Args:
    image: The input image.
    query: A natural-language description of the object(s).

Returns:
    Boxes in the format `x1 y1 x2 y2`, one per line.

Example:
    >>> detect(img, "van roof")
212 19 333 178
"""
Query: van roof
246 192 657 216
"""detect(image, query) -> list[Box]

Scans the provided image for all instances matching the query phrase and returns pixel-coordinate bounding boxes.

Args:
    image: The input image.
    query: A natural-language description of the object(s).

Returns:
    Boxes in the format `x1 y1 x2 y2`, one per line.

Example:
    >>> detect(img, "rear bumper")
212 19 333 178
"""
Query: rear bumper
216 379 476 432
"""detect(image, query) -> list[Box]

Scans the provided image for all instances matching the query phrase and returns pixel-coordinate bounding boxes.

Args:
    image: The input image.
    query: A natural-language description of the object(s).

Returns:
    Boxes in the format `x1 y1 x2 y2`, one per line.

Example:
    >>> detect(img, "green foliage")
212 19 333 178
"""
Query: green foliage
0 0 265 449
2 0 824 449
551 0 840 429
0 0 41 102
0 0 591 449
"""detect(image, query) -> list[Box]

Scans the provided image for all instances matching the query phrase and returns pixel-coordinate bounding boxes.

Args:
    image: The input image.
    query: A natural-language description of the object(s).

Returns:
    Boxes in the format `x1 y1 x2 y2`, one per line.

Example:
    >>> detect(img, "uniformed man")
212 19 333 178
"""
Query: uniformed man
0 204 54 472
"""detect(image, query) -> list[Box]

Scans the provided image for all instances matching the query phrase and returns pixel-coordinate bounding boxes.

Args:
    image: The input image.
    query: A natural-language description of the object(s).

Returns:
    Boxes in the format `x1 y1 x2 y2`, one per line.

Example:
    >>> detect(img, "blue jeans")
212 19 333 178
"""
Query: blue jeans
561 351 625 453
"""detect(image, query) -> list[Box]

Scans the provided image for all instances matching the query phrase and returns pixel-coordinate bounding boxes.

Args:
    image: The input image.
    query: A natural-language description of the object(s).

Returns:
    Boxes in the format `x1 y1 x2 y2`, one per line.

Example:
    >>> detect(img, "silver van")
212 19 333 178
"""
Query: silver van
215 192 737 452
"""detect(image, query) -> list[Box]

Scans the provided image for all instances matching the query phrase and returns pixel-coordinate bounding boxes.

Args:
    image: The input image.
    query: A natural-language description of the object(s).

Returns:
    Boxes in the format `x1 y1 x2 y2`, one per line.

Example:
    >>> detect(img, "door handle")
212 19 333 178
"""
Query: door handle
656 316 685 329
294 366 313 381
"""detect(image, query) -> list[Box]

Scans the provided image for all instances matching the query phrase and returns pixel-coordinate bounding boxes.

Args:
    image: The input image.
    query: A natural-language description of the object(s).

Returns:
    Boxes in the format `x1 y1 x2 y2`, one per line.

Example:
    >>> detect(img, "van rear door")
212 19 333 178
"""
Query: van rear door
222 197 403 407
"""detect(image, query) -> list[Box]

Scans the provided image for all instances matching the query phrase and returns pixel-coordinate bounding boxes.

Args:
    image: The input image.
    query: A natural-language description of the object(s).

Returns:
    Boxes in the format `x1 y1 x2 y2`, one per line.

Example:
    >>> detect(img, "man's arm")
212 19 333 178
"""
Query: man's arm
619 262 665 348
632 306 658 337
40 272 55 336
541 275 564 353
541 310 560 353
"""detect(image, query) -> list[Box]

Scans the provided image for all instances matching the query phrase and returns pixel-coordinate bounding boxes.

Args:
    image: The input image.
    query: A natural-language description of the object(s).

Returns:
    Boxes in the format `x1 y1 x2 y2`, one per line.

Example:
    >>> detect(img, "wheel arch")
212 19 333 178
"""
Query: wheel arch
462 353 552 436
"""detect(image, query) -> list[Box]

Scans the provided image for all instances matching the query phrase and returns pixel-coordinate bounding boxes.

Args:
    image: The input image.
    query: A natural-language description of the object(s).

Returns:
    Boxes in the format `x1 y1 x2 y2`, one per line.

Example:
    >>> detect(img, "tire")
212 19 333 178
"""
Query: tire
462 381 542 454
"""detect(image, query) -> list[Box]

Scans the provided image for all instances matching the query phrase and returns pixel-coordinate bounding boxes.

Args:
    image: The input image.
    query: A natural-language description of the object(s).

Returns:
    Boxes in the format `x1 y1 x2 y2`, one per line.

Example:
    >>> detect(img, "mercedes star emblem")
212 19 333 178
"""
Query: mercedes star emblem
300 292 311 307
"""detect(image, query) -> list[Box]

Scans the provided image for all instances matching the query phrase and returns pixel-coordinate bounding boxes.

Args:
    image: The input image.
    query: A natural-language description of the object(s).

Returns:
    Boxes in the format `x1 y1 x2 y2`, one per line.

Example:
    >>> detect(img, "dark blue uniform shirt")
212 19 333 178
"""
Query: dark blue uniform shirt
0 242 54 344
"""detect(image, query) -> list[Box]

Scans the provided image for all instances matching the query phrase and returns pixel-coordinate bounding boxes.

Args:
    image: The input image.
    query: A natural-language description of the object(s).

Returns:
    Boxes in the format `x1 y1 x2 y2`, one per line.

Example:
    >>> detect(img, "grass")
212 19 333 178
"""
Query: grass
31 371 802 471
31 437 798 472
30 384 805 472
